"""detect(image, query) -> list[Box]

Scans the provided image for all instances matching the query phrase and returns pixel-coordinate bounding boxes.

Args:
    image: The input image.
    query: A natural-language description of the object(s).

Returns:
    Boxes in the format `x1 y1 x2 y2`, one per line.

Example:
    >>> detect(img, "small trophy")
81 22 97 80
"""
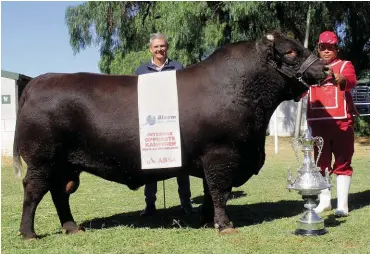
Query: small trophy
287 130 331 236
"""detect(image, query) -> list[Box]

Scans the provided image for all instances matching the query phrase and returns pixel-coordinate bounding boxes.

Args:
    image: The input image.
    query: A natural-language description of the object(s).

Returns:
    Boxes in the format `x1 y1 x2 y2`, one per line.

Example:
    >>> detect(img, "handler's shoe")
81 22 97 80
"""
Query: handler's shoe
334 210 348 217
313 188 332 213
140 204 157 216
334 175 351 217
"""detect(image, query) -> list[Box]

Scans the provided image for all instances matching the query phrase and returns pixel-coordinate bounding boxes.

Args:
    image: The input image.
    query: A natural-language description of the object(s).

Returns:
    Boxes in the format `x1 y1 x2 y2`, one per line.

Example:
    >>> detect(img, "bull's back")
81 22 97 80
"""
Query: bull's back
17 73 142 175
19 72 139 135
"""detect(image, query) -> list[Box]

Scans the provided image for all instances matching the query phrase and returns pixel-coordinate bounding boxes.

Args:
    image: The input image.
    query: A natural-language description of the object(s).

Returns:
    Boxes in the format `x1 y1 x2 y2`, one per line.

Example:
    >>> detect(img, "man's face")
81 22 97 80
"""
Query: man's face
318 43 338 64
150 38 168 61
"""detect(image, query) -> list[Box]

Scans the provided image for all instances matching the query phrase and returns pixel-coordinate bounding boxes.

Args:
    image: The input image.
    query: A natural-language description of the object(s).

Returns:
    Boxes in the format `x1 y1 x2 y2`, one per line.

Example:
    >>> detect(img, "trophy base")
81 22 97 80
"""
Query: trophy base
294 210 328 236
294 228 328 236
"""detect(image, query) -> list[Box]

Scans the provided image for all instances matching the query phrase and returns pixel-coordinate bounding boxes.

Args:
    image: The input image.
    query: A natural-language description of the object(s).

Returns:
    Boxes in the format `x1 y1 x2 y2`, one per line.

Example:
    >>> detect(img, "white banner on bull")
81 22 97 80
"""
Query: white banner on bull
137 71 182 169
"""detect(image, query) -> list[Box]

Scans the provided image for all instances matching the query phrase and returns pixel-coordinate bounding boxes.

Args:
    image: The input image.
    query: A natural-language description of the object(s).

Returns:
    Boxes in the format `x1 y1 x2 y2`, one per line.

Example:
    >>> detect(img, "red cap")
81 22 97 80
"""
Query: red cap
318 31 338 44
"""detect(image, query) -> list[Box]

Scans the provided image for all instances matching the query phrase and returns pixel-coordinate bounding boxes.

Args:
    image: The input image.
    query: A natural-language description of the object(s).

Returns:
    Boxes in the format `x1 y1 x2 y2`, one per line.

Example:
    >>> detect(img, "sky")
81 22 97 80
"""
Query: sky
1 1 101 78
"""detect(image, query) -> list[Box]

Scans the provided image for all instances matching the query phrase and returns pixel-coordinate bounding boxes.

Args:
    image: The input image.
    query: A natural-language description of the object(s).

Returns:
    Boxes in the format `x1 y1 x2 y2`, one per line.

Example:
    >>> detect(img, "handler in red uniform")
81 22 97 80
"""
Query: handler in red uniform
306 31 358 217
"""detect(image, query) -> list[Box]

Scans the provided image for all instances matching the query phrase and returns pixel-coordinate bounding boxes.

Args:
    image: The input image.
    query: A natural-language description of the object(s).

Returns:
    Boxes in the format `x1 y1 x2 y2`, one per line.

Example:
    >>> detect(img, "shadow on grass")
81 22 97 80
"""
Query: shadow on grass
36 231 62 240
191 190 247 205
80 190 370 231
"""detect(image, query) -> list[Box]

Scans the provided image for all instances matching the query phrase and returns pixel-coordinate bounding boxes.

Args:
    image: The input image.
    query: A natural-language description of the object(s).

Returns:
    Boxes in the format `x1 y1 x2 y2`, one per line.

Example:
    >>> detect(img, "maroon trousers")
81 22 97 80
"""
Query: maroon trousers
311 124 354 176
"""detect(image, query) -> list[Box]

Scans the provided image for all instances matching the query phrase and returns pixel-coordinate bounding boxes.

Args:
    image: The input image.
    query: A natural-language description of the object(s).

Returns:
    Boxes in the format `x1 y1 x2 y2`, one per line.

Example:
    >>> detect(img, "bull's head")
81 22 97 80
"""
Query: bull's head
256 31 327 87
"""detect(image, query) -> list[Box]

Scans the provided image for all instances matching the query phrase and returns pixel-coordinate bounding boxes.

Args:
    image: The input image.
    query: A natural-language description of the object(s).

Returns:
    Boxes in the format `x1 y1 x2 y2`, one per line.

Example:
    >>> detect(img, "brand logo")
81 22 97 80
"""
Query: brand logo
146 115 156 125
144 114 177 126
158 115 176 121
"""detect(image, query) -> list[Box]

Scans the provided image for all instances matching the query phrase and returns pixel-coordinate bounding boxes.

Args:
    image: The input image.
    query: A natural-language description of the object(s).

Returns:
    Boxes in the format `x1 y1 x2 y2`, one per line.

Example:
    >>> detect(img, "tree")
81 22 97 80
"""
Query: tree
66 2 370 75
325 2 370 71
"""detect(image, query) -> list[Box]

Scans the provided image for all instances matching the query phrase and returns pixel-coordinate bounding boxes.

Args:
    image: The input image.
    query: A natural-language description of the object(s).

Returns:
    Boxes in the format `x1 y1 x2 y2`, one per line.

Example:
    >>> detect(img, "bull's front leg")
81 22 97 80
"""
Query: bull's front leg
201 145 239 234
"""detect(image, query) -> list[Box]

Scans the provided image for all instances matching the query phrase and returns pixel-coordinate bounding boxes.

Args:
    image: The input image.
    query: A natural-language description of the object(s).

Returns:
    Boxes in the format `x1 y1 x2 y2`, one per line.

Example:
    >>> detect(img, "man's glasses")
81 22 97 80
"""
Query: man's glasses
318 44 337 51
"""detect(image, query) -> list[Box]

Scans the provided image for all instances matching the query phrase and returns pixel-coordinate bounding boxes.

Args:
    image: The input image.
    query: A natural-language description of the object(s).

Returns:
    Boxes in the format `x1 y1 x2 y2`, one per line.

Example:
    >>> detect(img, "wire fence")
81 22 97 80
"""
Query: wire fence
352 84 370 116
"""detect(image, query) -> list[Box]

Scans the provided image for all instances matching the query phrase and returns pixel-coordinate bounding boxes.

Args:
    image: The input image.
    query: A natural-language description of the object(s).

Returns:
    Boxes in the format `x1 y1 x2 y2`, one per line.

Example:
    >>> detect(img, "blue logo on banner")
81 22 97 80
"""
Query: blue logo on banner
146 115 156 125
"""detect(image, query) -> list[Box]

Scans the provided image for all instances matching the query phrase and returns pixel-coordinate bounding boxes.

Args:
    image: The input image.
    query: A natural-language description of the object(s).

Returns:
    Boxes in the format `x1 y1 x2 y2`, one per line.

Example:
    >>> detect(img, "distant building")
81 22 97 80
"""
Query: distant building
268 99 308 137
1 70 32 156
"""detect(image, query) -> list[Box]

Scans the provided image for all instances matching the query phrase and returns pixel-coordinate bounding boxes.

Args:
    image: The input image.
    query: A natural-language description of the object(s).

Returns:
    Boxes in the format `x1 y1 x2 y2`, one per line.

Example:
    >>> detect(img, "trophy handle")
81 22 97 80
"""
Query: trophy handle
314 137 324 168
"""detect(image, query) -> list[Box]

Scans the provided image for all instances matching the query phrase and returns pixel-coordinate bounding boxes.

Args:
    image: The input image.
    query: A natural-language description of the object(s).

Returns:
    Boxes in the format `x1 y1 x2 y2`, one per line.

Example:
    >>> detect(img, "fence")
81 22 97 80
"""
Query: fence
351 82 370 116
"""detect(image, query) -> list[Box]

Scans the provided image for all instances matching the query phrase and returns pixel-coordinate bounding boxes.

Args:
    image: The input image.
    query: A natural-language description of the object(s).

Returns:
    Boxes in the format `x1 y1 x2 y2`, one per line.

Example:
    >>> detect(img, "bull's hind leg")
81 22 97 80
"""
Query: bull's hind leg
49 174 83 235
19 167 49 240
201 178 214 224
202 145 239 234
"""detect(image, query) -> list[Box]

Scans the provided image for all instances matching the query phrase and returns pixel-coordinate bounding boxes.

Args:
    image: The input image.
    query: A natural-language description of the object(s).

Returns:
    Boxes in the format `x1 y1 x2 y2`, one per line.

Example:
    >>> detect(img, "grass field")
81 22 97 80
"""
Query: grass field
1 137 370 254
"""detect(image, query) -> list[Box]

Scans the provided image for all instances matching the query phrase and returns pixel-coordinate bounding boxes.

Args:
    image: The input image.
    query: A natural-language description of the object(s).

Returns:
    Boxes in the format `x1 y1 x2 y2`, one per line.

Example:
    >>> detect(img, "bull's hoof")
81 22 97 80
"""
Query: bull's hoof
18 231 37 240
62 221 85 234
219 227 238 235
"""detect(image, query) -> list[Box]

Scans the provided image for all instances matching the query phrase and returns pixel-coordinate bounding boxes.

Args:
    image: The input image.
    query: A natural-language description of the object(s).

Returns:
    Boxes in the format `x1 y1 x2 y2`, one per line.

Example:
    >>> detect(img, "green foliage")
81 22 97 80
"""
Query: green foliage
354 117 370 136
326 2 370 70
65 2 370 75
225 2 280 41
358 69 370 80
110 50 151 75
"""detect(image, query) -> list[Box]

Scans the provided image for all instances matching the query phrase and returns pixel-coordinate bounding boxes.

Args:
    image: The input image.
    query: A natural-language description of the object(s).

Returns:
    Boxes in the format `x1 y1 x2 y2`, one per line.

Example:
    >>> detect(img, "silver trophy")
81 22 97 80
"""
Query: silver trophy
287 130 331 236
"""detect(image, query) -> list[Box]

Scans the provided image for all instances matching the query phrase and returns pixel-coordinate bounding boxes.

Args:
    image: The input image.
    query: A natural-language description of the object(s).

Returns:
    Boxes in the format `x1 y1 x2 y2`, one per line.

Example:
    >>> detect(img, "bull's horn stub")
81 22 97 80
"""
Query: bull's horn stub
267 35 274 41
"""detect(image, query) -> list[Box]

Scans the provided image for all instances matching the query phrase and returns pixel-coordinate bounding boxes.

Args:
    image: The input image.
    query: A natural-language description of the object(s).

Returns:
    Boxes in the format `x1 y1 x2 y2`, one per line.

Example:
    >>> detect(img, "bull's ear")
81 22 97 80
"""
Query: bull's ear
258 34 275 59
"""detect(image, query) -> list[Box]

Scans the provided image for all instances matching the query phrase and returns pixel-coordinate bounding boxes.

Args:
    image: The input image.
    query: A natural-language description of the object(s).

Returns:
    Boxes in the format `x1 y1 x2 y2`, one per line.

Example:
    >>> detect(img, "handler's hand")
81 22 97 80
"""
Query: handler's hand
334 73 346 90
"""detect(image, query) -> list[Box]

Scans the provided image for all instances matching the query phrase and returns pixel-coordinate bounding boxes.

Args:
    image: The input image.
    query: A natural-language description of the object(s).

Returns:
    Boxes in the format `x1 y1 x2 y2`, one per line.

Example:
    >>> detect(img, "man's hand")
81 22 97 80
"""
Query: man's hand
334 73 347 90
326 66 346 90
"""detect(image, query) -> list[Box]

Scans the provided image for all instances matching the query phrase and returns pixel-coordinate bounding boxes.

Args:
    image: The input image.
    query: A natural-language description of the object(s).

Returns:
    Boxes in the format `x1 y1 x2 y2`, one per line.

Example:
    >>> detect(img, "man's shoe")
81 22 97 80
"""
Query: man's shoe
336 175 351 216
313 188 332 213
140 204 157 216
334 210 349 218
181 203 193 215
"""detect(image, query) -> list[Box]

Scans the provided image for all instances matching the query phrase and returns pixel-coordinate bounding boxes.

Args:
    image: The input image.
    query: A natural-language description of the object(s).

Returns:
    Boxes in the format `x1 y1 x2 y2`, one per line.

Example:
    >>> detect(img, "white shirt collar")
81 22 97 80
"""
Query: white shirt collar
151 58 169 71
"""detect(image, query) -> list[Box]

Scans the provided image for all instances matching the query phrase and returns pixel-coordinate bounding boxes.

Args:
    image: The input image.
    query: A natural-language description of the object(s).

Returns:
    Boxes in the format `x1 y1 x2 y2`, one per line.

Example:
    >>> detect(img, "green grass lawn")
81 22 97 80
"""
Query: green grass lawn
2 137 370 254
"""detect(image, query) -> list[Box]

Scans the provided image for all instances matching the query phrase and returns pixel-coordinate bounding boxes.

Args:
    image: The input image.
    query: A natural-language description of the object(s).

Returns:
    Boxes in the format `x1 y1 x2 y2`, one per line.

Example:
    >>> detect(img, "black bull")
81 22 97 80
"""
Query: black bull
14 31 326 239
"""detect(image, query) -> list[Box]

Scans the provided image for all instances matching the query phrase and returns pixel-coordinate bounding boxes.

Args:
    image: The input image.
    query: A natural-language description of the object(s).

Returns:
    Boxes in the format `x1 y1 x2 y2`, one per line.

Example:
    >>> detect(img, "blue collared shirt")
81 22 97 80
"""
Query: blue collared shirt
135 58 184 75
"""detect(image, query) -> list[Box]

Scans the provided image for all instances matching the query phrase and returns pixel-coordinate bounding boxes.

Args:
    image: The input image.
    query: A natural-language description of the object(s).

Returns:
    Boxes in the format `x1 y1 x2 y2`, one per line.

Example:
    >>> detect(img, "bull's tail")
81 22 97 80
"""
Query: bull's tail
13 79 32 178
13 127 23 178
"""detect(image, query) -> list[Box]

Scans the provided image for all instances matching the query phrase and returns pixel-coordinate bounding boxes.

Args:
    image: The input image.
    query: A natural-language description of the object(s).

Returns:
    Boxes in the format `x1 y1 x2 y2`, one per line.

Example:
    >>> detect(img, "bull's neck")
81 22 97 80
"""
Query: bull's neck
242 71 287 112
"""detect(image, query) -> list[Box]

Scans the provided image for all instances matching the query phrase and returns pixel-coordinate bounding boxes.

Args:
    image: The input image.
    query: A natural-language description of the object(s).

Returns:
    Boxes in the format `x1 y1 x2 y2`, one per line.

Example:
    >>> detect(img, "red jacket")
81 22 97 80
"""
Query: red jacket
305 59 357 130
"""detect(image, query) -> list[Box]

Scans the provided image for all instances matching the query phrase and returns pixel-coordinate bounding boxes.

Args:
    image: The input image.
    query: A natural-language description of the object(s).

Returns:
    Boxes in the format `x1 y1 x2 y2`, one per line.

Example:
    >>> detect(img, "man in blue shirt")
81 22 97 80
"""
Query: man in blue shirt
135 33 192 216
